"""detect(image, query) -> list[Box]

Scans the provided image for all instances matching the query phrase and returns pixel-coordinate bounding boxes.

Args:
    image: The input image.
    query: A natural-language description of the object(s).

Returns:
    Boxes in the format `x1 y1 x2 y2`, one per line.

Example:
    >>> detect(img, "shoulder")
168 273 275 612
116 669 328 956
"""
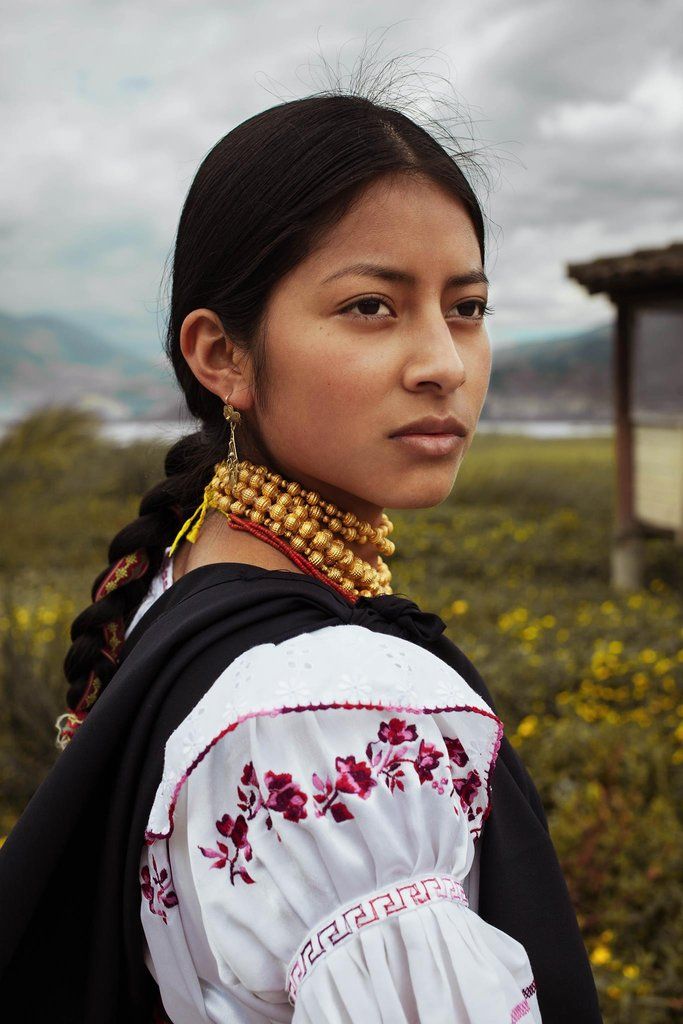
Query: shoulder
144 622 502 842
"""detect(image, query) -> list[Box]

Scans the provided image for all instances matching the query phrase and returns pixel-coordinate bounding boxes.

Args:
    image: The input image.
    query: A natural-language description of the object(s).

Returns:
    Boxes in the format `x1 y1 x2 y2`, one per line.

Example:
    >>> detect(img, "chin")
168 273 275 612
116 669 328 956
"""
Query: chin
379 473 459 511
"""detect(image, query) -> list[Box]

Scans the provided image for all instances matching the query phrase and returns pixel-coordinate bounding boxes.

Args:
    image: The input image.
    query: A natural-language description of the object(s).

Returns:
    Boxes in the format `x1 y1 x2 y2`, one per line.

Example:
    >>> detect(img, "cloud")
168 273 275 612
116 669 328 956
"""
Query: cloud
1 0 681 352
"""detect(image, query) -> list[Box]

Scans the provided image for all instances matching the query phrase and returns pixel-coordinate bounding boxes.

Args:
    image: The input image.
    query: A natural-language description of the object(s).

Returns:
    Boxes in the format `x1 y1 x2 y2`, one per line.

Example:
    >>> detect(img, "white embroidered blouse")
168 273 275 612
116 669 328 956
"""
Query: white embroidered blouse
127 551 542 1023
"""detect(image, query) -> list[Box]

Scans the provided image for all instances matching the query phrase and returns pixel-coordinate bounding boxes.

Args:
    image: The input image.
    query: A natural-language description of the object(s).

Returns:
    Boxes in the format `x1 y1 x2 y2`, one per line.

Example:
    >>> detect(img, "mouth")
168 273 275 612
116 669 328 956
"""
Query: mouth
390 433 465 456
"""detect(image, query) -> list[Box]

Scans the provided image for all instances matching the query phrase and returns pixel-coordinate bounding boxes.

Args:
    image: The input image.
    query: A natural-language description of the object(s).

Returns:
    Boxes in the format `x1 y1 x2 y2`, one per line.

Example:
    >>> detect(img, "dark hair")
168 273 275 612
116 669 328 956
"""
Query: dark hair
58 77 489 745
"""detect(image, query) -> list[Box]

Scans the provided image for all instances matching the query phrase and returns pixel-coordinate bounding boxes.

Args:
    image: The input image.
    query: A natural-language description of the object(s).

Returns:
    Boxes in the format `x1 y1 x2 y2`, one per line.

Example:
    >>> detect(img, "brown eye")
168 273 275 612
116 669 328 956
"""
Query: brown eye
340 296 393 320
453 300 493 320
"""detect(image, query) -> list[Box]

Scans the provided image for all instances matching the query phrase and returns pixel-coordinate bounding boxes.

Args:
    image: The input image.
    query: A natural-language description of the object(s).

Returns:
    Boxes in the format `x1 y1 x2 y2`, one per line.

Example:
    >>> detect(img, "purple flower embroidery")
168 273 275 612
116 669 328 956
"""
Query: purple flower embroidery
444 735 469 767
310 756 377 822
199 813 255 885
335 756 377 798
264 771 309 822
453 769 482 811
378 718 418 745
140 855 178 924
414 739 444 783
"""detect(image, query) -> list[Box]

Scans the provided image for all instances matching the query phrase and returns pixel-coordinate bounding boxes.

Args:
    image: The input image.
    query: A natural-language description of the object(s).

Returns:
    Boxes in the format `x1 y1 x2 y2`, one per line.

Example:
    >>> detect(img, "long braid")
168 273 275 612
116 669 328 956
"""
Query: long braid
56 429 226 748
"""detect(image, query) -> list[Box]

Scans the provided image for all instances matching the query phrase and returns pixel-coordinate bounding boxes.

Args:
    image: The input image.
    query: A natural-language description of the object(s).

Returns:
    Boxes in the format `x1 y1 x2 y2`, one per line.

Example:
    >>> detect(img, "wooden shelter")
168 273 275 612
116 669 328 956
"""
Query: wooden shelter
567 241 683 590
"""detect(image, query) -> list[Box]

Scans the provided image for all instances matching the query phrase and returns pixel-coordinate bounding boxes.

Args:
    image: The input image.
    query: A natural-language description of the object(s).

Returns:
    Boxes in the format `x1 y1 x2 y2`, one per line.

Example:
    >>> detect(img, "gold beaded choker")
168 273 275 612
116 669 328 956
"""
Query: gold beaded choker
168 459 395 598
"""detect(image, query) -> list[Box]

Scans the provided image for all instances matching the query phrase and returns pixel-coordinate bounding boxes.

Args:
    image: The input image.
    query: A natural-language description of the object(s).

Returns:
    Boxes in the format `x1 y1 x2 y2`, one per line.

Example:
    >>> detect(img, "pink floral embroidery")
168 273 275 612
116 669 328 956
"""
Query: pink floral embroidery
264 771 309 822
378 717 418 745
198 720 489 883
199 760 309 882
414 739 444 783
445 735 469 767
140 855 178 923
199 812 256 885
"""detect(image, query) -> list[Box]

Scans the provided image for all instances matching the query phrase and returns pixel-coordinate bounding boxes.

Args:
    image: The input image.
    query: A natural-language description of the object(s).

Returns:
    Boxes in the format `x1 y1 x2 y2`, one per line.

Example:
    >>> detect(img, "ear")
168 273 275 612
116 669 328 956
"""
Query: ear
179 308 255 411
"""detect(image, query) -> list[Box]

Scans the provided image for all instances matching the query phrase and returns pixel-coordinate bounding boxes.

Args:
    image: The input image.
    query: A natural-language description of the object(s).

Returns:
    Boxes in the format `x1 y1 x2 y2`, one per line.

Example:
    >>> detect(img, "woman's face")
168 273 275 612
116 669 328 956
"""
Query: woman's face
250 173 492 525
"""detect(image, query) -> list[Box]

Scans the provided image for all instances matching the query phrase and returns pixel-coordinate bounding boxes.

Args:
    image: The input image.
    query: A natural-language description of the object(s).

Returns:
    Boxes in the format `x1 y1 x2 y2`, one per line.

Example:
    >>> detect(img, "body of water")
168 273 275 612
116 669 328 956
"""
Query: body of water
97 418 614 445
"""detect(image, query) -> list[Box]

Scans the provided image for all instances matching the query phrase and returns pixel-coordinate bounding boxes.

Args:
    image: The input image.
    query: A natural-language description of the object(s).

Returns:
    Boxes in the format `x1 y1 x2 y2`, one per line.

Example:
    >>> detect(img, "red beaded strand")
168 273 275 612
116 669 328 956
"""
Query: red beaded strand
226 513 359 604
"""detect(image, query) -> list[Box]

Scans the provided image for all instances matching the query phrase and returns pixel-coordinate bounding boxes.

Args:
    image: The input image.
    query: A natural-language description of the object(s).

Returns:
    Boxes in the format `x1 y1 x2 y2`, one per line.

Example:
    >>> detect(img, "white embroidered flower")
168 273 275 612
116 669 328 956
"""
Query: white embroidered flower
335 671 373 702
275 676 312 703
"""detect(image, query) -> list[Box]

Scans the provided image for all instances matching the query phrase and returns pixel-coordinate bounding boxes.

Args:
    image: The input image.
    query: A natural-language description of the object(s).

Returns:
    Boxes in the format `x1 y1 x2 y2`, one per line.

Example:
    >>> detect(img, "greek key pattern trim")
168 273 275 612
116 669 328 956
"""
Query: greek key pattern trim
286 874 469 1003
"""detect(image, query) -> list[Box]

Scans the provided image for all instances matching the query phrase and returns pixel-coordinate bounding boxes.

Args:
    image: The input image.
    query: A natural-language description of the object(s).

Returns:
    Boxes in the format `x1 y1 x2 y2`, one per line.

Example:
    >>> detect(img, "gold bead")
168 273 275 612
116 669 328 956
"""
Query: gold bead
249 473 264 489
249 509 265 524
254 495 271 514
305 491 320 505
286 481 302 496
349 559 364 581
308 551 325 566
270 521 283 535
238 468 250 482
290 535 307 552
230 500 246 514
339 549 354 568
283 513 301 532
342 511 356 526
311 529 333 551
326 567 342 583
343 527 357 542
339 578 356 592
241 486 257 504
324 502 336 515
298 520 318 539
308 505 324 520
328 517 343 533
327 538 345 561
262 481 280 499
270 474 283 486
268 503 287 522
359 589 373 598
277 492 292 508
217 496 232 512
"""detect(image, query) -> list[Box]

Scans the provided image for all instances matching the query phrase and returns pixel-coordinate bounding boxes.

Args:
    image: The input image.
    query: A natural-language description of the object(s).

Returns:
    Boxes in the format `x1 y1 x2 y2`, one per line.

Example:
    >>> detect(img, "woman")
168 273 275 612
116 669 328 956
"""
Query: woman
0 91 602 1023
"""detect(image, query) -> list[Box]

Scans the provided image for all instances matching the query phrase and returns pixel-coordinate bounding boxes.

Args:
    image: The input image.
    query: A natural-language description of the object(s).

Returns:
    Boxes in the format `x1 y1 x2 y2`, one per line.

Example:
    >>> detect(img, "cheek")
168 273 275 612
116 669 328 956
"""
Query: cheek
271 338 382 434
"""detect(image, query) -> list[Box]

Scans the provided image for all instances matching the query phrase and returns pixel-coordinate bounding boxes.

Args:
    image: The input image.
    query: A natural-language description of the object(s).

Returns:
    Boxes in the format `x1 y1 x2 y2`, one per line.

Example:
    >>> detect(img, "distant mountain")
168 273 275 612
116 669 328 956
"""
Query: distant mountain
1 310 621 426
483 324 613 421
0 311 185 423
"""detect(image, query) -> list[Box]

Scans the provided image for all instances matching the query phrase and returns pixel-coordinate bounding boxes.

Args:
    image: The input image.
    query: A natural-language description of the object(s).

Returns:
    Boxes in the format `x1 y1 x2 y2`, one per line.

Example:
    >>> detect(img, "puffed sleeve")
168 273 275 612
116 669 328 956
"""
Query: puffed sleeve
140 624 542 1023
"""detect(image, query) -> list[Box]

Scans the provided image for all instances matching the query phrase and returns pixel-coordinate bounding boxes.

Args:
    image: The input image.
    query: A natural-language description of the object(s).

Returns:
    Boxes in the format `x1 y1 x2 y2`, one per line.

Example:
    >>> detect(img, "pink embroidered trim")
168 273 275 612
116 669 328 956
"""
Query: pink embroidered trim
509 979 537 1022
144 702 503 844
286 874 469 1004
510 998 531 1021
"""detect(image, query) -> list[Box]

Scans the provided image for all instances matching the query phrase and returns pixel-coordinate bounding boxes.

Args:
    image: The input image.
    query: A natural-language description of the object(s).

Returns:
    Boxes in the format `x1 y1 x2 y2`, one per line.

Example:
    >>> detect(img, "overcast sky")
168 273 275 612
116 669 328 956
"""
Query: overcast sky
2 0 682 355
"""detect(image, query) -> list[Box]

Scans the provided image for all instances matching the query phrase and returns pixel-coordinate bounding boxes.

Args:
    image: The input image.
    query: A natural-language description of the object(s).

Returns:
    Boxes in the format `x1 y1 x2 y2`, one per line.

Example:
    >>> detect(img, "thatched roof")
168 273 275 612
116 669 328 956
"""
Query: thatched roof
567 241 683 296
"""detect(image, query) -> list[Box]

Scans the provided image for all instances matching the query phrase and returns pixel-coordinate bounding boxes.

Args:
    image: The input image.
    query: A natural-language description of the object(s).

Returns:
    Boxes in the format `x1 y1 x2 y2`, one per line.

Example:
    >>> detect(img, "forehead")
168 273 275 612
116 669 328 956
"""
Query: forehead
308 174 482 279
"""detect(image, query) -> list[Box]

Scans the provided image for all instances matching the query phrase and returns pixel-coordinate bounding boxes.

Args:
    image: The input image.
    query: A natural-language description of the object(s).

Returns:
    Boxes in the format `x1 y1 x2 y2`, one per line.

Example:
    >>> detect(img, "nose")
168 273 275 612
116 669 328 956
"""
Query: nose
402 317 468 393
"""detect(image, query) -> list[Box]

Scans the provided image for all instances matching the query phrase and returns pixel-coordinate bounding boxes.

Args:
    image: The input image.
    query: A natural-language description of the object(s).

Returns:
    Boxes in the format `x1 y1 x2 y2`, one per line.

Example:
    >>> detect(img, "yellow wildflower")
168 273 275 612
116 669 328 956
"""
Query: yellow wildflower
450 599 469 615
590 945 611 965
517 715 538 738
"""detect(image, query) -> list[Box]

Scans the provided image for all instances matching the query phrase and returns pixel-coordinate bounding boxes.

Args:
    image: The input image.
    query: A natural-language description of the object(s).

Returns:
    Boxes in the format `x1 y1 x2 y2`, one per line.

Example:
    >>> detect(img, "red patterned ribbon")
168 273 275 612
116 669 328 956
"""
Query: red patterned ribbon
56 548 150 747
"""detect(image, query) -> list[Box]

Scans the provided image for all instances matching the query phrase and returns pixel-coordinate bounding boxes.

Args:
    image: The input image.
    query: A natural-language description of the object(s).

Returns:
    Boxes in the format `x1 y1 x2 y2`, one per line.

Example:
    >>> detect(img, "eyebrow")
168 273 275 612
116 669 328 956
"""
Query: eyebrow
321 262 490 289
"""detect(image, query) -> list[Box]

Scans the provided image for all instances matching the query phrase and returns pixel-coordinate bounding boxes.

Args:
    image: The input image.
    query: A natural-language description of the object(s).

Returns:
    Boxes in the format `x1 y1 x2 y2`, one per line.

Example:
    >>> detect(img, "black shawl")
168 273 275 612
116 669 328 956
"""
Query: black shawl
0 564 602 1022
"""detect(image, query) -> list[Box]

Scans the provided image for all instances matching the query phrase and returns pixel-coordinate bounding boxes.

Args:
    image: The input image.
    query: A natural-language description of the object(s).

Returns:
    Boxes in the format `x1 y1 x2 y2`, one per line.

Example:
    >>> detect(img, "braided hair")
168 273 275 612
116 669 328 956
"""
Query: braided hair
57 77 488 747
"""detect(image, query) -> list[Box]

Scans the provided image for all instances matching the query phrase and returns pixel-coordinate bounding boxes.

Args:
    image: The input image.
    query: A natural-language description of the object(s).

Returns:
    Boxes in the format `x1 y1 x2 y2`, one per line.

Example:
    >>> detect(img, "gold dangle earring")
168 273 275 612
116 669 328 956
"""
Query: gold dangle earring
223 396 242 491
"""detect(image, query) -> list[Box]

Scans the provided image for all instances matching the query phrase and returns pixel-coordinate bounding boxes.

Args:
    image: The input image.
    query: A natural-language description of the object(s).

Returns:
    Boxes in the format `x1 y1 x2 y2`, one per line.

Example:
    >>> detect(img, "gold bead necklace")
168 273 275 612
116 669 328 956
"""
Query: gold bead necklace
169 458 395 599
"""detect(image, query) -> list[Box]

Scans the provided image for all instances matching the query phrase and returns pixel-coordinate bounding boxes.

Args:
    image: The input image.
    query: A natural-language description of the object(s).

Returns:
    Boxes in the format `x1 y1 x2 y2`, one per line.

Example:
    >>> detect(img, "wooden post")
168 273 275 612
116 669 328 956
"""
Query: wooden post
611 300 644 589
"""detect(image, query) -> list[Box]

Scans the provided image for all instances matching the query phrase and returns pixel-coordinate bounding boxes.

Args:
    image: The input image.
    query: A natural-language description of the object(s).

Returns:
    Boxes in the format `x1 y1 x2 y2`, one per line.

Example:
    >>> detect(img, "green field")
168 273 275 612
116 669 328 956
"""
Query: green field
1 407 682 1022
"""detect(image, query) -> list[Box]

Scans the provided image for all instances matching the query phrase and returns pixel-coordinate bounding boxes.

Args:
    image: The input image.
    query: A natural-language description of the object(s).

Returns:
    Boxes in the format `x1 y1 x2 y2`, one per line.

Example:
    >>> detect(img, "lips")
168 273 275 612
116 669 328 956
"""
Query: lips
389 414 468 438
